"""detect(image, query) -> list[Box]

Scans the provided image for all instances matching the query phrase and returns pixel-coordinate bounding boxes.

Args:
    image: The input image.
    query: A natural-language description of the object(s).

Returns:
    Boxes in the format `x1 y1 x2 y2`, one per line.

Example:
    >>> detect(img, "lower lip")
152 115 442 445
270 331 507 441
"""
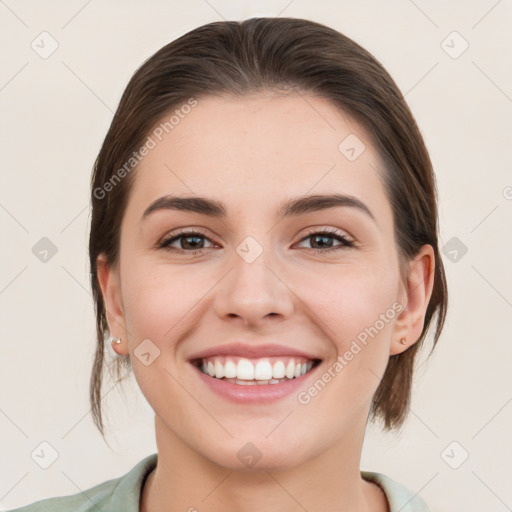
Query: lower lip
192 364 320 404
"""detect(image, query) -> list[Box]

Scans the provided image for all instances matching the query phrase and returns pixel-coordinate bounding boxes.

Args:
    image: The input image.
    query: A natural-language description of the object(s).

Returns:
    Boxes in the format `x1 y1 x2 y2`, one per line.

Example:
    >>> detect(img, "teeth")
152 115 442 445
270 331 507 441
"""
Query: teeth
254 360 273 380
285 360 295 379
224 360 237 378
237 359 255 380
198 356 317 383
214 360 224 379
273 360 285 379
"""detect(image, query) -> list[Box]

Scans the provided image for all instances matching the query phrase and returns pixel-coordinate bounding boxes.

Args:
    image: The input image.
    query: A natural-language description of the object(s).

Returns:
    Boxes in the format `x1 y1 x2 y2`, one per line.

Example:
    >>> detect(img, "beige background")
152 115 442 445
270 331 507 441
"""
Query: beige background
1 1 511 511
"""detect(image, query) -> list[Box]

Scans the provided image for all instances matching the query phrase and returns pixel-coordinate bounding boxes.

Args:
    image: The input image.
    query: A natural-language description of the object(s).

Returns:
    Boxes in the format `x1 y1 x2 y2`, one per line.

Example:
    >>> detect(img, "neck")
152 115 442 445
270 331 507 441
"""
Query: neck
140 415 389 512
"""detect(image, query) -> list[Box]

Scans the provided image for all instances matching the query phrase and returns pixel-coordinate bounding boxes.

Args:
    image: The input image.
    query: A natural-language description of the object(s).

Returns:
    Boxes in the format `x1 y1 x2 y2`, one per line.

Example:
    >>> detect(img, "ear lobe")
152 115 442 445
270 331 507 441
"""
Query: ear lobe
96 253 127 350
390 244 435 356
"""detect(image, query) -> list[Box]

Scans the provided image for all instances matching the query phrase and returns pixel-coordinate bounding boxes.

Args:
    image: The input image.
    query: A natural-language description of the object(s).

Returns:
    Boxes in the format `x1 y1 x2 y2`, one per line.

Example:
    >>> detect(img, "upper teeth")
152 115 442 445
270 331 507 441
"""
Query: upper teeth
200 357 314 381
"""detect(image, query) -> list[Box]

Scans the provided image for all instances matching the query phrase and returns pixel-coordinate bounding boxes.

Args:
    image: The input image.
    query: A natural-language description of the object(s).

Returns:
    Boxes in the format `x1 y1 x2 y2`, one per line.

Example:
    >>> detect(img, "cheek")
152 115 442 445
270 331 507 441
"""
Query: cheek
121 261 206 343
297 257 400 403
303 262 400 408
119 265 202 416
304 257 400 343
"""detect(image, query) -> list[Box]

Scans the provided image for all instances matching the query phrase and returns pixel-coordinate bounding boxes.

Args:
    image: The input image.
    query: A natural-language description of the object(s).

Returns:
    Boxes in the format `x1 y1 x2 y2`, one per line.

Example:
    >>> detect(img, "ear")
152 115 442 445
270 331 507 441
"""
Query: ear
390 244 435 356
96 253 129 356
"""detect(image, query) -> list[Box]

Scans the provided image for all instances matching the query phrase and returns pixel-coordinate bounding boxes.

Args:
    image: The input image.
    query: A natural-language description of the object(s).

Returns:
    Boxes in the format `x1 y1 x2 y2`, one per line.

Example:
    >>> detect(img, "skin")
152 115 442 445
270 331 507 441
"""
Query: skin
97 91 435 512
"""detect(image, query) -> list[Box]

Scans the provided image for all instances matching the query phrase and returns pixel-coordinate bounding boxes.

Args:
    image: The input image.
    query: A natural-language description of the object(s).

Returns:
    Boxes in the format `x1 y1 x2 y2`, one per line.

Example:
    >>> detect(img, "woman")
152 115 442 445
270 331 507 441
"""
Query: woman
10 17 447 512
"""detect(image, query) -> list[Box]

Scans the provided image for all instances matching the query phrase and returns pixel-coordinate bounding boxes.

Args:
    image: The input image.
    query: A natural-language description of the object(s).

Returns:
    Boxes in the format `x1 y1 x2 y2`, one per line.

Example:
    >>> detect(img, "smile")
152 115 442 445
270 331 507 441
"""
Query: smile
195 356 318 385
188 343 323 403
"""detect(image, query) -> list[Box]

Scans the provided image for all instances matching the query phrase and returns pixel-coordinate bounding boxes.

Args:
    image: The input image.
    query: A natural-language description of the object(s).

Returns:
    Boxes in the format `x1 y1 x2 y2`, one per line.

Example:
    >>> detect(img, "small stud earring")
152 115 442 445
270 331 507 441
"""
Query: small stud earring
400 338 407 345
111 336 121 345
110 336 122 356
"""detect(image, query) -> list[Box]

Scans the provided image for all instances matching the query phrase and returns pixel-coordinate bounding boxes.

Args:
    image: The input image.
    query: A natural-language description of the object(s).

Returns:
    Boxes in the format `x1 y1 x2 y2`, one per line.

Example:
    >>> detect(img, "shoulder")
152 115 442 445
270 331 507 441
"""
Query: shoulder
5 453 158 512
361 470 431 512
5 479 119 512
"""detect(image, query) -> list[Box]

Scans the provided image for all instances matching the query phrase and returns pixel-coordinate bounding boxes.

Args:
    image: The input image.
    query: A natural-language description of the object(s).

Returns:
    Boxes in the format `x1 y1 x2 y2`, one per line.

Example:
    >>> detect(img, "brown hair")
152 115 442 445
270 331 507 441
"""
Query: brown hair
89 17 448 437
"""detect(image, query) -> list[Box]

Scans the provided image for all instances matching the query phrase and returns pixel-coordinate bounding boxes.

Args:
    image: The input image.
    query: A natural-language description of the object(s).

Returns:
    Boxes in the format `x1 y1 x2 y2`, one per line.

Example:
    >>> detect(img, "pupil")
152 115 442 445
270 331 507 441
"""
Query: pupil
312 235 332 249
183 236 203 249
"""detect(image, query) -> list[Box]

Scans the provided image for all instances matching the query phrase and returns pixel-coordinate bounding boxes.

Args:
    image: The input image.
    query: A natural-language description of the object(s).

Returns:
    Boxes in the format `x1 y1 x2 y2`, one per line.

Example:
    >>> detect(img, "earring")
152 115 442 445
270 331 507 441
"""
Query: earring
109 335 122 356
400 338 407 345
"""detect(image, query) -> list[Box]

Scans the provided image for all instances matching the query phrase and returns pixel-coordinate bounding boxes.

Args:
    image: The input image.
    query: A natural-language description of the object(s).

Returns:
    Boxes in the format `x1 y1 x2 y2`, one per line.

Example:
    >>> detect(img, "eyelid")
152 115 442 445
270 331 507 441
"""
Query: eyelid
299 225 353 240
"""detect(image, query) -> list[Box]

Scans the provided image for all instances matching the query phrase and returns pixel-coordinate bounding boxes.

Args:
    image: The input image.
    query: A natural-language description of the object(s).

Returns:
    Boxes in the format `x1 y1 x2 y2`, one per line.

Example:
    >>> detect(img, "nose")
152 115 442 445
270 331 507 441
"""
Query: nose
214 242 295 328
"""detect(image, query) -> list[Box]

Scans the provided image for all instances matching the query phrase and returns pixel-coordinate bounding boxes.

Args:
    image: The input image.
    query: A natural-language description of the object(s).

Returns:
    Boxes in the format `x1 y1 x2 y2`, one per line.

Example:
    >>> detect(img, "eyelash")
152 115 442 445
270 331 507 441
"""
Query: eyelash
158 228 355 255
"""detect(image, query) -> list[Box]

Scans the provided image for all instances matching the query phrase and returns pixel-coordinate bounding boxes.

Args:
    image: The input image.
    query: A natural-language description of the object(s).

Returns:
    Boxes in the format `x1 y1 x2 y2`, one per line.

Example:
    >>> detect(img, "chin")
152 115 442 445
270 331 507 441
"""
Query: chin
198 435 310 473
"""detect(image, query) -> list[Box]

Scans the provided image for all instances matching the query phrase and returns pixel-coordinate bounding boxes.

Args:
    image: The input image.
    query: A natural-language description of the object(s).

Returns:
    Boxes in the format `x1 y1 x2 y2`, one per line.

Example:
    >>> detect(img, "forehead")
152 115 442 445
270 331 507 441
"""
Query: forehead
126 92 390 223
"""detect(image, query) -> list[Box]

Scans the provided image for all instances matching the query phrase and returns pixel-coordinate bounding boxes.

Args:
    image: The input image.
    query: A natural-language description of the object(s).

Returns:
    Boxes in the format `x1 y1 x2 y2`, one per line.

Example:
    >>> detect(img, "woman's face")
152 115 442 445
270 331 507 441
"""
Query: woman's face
99 92 424 470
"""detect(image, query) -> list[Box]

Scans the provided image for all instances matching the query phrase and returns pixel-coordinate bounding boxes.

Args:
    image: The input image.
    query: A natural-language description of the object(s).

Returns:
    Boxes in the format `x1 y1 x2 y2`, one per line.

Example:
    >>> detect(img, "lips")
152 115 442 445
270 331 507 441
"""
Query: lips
188 342 319 361
188 343 322 391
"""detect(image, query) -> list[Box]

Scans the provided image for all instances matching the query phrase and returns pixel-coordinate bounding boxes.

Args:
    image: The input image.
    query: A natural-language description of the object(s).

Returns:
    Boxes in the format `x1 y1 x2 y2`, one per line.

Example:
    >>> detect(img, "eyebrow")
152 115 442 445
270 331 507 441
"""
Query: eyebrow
141 193 376 223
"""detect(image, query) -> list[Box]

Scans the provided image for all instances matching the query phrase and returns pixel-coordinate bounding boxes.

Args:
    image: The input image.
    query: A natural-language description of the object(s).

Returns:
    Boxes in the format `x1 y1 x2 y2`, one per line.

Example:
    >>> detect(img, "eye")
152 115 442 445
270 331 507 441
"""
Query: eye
296 228 355 253
158 227 355 255
158 229 215 254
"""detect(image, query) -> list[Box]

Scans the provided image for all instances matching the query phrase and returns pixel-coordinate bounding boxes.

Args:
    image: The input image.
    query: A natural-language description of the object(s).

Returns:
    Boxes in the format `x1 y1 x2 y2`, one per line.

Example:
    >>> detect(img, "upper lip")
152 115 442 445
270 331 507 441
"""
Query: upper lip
188 342 321 361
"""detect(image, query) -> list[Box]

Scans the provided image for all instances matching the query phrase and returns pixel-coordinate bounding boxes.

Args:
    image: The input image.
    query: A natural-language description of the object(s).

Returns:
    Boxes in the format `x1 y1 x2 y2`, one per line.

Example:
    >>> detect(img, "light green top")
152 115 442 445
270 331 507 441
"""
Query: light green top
6 453 431 511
